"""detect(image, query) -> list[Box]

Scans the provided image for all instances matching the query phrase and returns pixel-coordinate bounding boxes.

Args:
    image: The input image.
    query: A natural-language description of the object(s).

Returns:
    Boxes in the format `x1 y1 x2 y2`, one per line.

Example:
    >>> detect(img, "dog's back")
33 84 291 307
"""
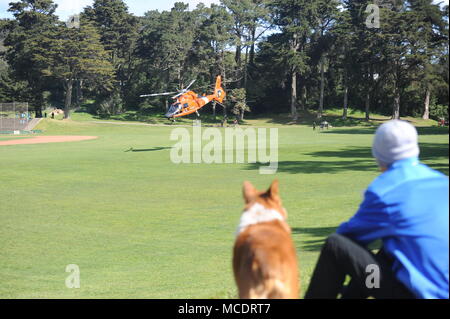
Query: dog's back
233 180 299 299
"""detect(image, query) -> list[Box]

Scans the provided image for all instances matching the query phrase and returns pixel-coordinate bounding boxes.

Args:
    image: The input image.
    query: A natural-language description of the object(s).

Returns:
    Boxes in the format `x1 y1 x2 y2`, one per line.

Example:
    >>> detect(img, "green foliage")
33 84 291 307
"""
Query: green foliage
97 93 124 116
229 88 250 119
430 103 449 121
83 0 139 108
35 21 114 84
221 0 271 86
252 0 449 119
270 0 318 75
31 19 115 117
0 0 448 121
2 0 59 114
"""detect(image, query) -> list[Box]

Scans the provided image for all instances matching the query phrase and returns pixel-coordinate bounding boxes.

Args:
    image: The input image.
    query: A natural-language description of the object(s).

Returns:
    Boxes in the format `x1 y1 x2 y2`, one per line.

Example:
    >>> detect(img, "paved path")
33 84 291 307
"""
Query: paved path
24 118 42 131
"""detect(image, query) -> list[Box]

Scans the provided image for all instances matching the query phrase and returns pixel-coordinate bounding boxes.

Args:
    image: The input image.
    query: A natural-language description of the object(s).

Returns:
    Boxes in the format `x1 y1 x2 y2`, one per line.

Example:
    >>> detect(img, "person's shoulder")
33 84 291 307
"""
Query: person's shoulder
421 162 448 177
368 161 448 195
414 163 449 185
366 171 396 197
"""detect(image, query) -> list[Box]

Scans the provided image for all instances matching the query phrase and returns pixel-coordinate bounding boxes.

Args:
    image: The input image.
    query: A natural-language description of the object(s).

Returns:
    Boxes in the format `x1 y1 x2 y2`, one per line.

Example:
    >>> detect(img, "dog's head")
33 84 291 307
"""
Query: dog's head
242 180 287 219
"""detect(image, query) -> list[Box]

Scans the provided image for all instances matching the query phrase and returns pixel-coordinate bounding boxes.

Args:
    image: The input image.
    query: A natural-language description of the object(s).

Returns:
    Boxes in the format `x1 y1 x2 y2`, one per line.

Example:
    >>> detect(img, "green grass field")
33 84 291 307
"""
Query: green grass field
0 114 448 298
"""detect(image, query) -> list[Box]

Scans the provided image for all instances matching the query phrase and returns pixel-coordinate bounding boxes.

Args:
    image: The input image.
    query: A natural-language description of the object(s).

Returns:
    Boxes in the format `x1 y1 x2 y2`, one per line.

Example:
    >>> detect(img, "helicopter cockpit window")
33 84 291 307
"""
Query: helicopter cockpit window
168 103 181 114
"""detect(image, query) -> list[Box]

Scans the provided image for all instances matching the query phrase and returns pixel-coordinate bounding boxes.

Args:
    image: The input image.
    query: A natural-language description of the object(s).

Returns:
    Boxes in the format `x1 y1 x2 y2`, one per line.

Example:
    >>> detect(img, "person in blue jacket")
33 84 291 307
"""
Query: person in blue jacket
305 120 449 299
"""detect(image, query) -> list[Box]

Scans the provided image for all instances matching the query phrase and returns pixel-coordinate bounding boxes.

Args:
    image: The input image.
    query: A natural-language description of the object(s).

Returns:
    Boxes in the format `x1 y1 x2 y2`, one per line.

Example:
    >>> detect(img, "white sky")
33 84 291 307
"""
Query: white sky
0 0 448 20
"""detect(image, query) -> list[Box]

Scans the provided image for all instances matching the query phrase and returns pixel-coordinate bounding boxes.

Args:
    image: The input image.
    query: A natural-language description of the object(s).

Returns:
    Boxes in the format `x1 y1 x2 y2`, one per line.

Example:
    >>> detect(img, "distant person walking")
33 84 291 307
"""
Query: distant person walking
305 120 449 299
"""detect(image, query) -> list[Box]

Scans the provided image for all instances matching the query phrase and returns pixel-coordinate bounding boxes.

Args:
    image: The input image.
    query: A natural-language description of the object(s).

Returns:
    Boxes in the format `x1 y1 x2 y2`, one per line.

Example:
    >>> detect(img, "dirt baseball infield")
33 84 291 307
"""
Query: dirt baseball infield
0 135 98 146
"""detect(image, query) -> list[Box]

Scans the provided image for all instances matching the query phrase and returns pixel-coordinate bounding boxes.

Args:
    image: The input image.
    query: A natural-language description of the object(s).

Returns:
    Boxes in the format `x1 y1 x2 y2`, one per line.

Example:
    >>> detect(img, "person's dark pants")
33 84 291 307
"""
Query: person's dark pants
304 233 416 299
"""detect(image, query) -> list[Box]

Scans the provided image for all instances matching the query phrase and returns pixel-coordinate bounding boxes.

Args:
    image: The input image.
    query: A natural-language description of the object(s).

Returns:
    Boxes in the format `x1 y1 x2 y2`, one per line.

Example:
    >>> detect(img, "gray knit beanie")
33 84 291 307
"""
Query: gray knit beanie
372 120 420 167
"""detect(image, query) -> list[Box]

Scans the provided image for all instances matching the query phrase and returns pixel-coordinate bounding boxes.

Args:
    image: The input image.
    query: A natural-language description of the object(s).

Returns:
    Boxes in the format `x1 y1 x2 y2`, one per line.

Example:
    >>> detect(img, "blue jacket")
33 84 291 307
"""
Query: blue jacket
337 157 449 299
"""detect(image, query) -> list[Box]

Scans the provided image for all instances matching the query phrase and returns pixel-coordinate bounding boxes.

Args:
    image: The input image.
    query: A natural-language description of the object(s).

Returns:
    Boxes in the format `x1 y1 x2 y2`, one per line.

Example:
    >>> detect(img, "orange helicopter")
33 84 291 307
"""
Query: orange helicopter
140 75 226 119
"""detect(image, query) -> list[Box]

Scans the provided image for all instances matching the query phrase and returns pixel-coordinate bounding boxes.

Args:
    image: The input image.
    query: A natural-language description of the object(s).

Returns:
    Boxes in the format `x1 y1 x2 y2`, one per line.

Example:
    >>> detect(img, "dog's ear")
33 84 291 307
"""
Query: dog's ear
267 179 279 198
243 181 257 204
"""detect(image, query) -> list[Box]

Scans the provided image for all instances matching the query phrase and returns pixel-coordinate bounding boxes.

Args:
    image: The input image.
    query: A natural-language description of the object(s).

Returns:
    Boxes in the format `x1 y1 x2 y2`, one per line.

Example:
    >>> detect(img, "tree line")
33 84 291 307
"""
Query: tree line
0 0 448 122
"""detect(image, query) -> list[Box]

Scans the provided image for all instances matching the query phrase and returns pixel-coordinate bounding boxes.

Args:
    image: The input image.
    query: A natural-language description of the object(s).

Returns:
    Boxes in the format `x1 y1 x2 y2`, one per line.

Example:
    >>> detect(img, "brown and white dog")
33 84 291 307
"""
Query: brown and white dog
233 180 299 299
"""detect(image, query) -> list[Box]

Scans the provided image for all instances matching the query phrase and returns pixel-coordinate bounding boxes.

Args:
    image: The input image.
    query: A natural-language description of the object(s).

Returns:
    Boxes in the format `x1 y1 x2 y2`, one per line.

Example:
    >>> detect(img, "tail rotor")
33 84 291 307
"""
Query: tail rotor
213 76 226 103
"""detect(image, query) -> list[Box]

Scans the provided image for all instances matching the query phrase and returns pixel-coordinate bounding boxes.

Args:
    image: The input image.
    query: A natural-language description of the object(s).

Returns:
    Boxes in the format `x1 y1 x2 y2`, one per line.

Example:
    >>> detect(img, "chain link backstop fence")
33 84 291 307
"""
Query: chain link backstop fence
0 102 30 133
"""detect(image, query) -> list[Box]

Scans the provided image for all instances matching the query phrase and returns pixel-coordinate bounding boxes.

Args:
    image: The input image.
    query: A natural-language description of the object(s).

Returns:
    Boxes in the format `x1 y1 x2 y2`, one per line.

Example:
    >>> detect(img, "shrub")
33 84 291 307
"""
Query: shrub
430 103 448 121
97 93 124 116
228 88 250 120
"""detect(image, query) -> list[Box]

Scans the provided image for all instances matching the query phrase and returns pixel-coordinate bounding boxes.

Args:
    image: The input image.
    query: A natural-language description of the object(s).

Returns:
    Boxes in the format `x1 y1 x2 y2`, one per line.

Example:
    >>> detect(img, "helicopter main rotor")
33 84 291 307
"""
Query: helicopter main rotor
140 79 196 99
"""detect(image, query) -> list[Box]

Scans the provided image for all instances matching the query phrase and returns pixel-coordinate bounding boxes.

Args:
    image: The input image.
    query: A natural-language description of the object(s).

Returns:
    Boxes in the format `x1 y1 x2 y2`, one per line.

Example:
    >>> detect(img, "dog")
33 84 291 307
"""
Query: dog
233 180 299 299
